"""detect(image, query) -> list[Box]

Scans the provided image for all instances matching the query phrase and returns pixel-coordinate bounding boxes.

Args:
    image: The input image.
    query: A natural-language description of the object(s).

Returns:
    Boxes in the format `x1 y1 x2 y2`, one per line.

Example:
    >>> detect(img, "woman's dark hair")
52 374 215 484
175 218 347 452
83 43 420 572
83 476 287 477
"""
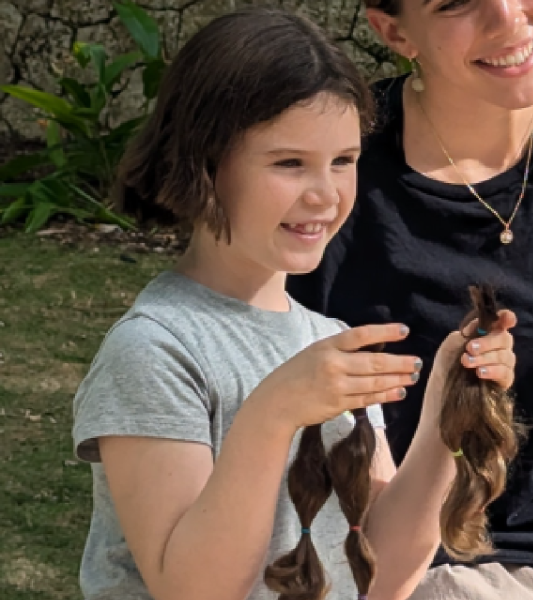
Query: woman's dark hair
363 0 401 15
439 285 524 560
115 7 373 242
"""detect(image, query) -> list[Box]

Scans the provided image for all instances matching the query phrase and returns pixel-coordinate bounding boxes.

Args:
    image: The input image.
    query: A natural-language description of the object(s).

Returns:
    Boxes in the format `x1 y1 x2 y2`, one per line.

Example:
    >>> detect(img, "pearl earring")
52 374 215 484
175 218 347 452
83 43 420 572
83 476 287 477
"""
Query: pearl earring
410 59 425 93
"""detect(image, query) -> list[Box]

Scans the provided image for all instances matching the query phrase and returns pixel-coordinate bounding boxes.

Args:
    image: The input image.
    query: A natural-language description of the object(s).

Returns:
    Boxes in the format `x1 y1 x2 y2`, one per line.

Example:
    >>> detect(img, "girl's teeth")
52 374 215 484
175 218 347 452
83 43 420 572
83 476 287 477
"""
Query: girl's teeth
286 223 323 234
481 42 533 67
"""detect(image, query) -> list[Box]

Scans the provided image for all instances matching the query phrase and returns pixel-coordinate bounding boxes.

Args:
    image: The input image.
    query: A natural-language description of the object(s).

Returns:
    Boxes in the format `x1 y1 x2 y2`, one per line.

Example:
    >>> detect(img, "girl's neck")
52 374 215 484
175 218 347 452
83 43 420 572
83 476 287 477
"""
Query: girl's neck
176 228 290 313
402 79 533 184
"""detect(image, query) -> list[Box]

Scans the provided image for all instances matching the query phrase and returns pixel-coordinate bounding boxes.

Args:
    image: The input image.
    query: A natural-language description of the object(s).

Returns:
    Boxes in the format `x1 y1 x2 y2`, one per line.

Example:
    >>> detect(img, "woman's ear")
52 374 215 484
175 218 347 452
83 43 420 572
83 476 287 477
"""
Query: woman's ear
365 8 418 60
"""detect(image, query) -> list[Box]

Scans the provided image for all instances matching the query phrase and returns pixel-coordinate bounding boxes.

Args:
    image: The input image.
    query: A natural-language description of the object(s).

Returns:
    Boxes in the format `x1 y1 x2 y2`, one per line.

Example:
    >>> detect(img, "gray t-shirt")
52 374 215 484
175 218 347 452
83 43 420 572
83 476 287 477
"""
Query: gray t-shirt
73 271 385 600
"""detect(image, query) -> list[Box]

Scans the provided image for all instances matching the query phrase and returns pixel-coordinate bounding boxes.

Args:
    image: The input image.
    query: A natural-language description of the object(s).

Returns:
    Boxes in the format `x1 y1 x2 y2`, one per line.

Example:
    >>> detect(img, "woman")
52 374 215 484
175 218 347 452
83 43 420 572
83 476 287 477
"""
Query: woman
287 1 533 599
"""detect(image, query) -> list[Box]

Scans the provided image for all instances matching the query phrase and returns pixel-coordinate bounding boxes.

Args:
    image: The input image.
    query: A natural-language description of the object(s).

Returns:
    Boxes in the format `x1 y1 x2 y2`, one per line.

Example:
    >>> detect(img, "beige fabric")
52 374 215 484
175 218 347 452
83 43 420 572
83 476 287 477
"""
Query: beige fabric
408 563 533 600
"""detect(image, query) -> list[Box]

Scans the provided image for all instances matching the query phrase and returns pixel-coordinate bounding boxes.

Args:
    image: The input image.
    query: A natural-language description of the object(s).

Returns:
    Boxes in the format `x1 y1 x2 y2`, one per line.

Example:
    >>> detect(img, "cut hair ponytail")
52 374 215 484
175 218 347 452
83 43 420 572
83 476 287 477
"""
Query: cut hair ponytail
327 407 376 599
264 424 332 600
327 343 383 599
439 284 523 560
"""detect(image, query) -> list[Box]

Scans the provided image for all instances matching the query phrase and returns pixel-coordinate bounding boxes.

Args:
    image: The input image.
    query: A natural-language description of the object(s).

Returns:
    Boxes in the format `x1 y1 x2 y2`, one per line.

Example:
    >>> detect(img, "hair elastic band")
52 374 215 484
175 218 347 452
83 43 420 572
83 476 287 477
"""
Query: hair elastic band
477 328 488 336
452 448 464 458
358 595 368 600
350 525 361 532
301 528 311 534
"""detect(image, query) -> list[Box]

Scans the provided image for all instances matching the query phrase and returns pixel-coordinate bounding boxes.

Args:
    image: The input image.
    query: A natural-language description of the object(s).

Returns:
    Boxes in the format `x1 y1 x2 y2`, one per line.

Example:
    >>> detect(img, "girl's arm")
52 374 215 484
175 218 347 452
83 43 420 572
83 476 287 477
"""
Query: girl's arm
99 322 417 600
100 397 294 600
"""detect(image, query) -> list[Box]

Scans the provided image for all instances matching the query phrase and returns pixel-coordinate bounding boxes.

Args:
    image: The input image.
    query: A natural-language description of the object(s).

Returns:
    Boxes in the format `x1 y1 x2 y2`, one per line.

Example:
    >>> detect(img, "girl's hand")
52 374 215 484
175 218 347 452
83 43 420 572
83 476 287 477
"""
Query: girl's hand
428 310 517 401
247 323 422 435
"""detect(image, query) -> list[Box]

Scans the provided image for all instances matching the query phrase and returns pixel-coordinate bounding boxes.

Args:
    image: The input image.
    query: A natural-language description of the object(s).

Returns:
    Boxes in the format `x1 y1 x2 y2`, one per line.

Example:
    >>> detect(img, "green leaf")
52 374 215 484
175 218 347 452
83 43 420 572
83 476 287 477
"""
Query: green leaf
114 1 160 59
59 77 91 107
142 59 166 99
90 44 107 83
1 197 30 225
61 206 94 219
25 202 56 233
0 183 32 197
46 121 67 168
104 51 141 90
95 205 136 229
30 178 74 208
90 83 107 116
71 107 101 120
0 85 88 133
69 184 136 230
396 55 412 75
73 43 107 83
73 41 91 68
104 116 145 144
0 152 52 181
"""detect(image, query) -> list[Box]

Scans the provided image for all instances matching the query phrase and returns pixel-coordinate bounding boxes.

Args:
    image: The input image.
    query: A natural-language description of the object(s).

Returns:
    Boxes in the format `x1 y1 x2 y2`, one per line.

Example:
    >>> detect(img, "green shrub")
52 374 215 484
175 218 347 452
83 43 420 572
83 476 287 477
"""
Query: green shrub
0 1 167 232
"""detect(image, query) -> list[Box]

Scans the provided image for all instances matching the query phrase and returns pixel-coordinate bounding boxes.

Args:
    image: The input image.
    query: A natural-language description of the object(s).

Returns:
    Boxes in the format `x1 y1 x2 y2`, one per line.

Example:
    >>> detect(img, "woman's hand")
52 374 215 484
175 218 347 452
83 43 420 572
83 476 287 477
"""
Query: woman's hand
421 310 517 427
435 309 516 389
247 323 422 435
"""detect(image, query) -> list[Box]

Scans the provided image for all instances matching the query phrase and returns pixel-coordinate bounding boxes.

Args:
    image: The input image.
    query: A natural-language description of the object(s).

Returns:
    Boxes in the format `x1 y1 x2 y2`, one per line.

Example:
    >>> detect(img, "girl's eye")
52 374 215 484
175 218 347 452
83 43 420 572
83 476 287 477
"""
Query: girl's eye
437 0 469 12
274 159 303 168
333 155 355 166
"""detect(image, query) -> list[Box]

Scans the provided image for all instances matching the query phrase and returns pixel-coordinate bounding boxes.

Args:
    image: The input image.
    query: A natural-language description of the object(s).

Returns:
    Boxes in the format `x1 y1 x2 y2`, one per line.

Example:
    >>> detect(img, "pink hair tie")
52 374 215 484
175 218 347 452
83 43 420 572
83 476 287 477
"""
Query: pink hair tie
350 525 361 532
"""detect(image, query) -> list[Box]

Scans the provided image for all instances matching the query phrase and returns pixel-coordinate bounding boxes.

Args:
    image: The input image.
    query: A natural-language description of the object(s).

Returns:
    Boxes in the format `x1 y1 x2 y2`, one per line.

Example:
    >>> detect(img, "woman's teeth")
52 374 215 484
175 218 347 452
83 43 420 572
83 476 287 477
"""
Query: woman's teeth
480 42 533 67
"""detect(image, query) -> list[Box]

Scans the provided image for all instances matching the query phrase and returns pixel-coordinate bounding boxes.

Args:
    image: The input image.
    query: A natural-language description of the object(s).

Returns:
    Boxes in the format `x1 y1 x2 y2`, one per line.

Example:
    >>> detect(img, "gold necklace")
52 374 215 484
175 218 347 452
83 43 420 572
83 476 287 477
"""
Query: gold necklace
415 95 533 245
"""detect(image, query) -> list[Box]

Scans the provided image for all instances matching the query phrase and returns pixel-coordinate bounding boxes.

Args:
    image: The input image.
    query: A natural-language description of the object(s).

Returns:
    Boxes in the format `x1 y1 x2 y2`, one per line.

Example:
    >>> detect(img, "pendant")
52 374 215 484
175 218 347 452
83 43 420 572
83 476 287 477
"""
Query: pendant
500 228 514 244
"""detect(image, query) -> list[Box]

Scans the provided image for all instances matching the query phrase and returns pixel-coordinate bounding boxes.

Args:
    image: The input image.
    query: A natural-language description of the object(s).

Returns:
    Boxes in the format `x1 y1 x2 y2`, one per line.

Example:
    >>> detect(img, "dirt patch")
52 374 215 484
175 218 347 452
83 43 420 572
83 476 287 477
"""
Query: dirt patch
3 556 61 591
3 361 86 395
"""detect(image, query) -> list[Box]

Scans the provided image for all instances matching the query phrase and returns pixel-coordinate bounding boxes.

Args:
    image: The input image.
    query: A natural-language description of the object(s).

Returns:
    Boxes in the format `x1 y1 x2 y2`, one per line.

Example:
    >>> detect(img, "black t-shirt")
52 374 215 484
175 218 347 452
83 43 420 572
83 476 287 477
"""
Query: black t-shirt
287 76 533 566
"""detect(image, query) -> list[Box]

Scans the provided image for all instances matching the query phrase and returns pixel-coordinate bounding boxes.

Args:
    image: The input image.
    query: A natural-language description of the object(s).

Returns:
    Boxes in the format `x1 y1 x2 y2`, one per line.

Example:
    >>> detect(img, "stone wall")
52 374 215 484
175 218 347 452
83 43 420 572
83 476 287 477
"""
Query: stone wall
0 0 395 144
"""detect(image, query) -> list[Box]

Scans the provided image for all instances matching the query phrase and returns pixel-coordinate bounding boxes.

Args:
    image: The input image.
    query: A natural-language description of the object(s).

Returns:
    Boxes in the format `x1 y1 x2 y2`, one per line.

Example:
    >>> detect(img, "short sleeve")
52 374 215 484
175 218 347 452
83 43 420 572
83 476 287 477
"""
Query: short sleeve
73 316 213 463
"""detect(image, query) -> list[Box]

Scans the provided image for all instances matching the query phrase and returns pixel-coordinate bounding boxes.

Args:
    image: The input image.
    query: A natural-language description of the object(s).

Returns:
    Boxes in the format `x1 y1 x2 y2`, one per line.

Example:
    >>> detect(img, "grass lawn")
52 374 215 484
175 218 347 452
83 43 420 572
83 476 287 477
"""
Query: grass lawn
0 231 171 599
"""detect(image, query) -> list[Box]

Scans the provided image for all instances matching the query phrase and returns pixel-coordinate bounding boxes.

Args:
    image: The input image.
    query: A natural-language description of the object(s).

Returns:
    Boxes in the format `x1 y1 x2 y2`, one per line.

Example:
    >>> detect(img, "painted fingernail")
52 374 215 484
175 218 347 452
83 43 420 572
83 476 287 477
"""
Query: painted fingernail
467 355 476 364
478 367 488 376
400 325 409 336
397 387 407 399
411 372 420 382
477 328 488 336
414 358 423 371
471 342 481 353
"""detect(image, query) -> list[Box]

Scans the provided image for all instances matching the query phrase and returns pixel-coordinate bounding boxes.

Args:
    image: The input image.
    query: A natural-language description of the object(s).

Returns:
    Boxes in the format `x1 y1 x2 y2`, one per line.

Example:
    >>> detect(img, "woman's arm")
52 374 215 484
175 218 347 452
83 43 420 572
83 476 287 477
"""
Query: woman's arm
366 421 455 600
367 315 516 600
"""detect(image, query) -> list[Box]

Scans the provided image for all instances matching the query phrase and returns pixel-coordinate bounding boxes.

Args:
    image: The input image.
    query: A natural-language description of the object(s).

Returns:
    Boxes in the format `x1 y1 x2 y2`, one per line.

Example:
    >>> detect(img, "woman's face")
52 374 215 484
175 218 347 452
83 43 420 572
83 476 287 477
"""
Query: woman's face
370 0 533 109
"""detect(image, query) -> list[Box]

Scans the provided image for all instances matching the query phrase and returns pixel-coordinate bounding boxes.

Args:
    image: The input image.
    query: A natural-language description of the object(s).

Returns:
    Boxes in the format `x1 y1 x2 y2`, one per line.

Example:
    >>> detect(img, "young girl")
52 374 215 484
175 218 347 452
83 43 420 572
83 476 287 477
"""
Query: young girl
73 8 516 600
288 1 533 598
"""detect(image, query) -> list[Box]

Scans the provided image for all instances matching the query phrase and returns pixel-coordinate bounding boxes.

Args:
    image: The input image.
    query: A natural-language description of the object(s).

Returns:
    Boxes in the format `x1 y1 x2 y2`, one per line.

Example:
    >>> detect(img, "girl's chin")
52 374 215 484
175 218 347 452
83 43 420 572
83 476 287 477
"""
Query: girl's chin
283 257 324 276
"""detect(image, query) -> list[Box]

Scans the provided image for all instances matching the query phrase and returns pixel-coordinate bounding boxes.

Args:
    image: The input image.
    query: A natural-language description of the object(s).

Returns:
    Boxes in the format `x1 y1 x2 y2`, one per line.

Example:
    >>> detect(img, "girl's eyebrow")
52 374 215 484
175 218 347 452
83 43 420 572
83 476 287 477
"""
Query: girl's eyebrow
264 146 361 155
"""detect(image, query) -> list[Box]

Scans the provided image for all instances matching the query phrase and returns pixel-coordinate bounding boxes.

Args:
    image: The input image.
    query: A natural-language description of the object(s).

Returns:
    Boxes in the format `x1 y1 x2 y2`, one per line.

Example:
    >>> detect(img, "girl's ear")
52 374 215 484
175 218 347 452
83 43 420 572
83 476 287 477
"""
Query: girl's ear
365 9 418 60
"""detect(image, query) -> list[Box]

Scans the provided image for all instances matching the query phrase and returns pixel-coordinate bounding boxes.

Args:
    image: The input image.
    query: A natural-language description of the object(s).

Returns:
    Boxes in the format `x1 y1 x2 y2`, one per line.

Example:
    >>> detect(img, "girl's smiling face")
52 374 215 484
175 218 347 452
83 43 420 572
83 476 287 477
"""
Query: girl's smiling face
212 93 361 277
368 0 533 109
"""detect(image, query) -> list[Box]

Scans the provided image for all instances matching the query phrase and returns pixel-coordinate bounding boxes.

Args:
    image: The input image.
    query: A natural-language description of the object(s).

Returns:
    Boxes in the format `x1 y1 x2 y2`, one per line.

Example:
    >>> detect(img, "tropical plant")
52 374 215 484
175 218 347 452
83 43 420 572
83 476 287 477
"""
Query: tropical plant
0 0 167 232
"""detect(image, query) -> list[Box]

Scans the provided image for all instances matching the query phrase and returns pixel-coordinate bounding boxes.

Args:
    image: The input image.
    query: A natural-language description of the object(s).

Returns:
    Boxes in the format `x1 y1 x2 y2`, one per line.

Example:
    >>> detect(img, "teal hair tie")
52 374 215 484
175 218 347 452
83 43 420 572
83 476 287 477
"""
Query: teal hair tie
301 528 311 534
477 328 488 336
